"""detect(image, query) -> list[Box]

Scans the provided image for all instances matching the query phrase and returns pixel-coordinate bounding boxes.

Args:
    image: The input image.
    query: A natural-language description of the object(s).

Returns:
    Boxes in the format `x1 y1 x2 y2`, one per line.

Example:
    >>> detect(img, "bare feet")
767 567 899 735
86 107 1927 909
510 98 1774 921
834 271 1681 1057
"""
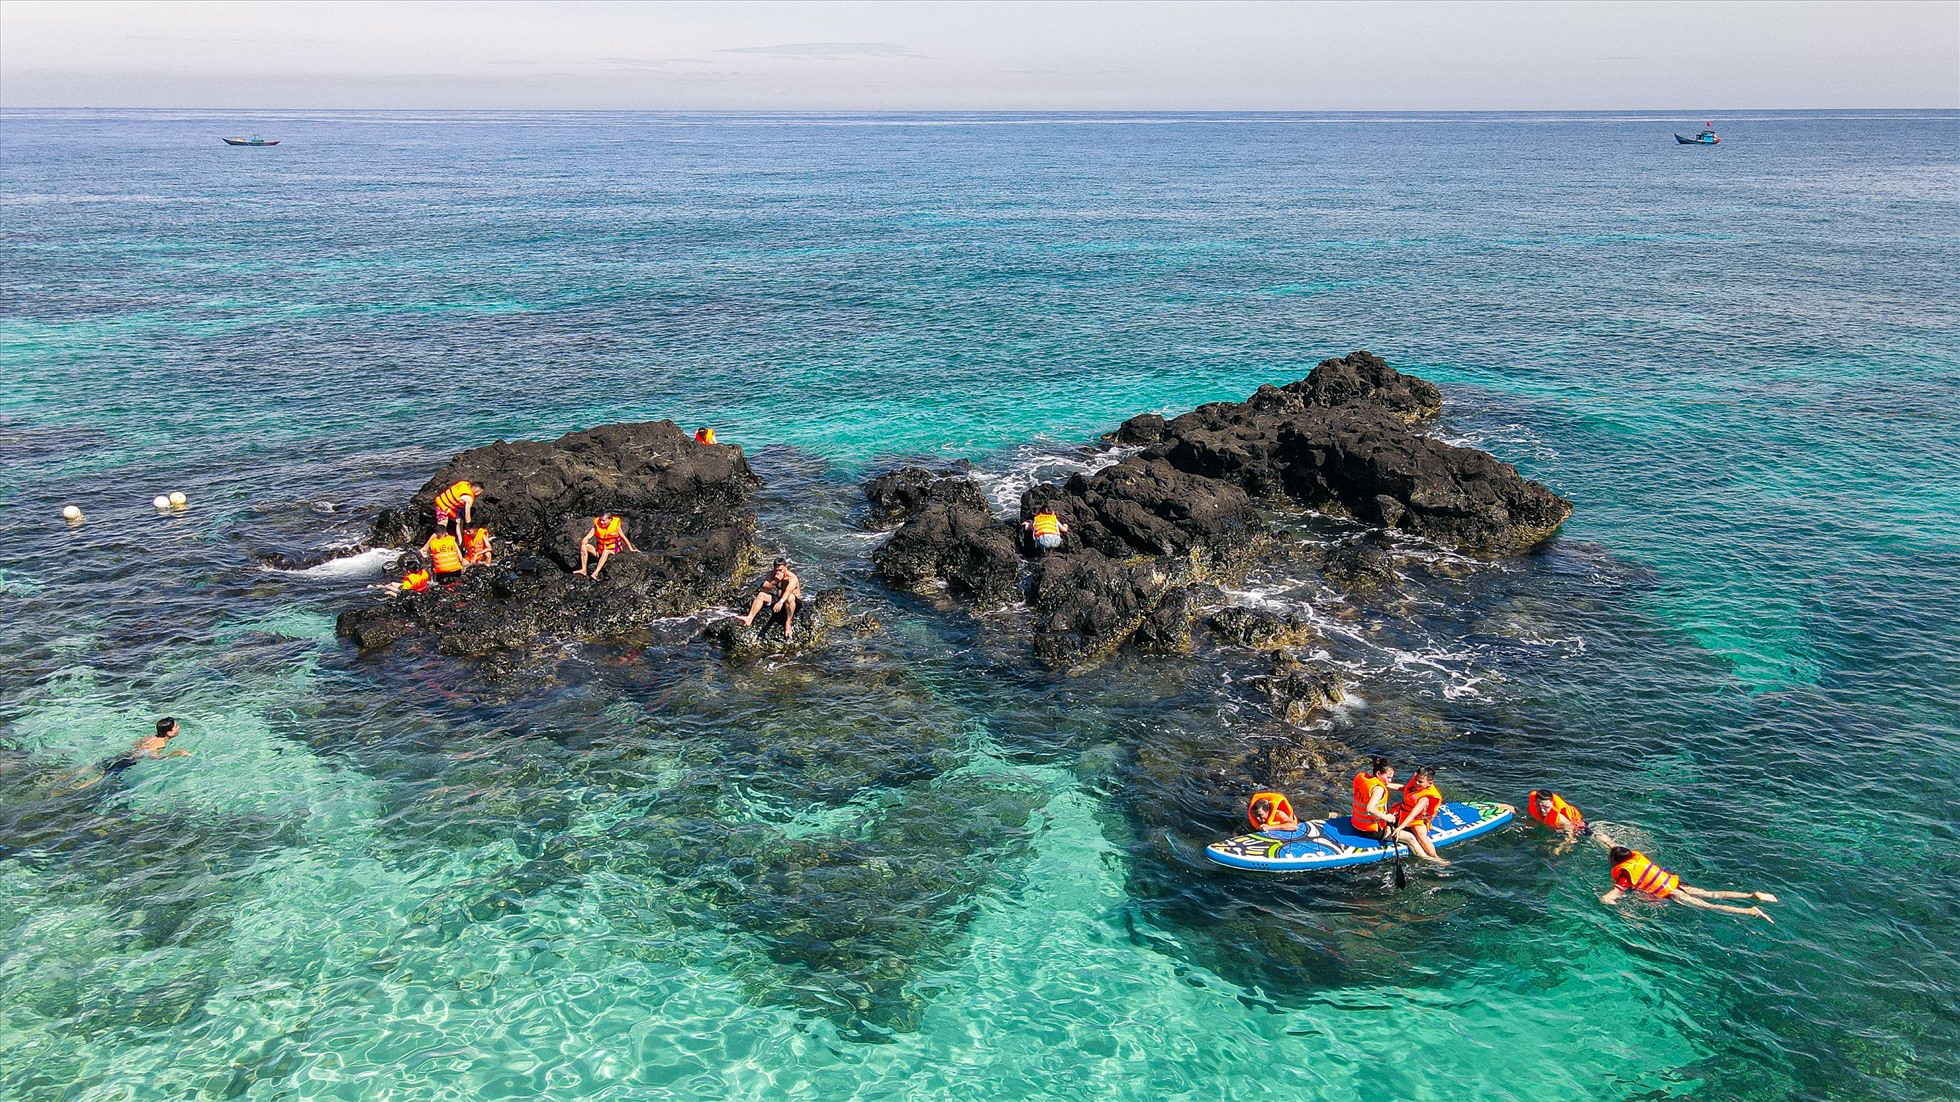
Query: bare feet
1754 892 1779 903
573 568 588 577
735 614 754 627
1753 907 1774 923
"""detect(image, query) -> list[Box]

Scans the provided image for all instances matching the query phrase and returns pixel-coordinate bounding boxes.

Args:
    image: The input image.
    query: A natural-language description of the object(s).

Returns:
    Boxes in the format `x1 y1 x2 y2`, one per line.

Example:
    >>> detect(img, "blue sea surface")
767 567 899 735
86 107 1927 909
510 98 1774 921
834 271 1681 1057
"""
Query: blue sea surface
2 109 1957 1101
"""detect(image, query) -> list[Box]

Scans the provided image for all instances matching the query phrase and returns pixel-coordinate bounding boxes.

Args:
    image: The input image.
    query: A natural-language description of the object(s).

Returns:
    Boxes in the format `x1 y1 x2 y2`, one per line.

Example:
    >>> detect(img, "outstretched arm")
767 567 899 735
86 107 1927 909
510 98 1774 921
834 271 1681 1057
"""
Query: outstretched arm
1599 887 1625 905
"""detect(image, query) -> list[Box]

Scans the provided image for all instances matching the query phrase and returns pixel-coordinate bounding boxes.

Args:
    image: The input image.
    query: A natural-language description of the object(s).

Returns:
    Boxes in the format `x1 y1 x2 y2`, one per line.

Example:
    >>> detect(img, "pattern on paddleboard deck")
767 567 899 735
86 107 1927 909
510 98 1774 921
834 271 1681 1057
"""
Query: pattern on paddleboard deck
1205 801 1516 872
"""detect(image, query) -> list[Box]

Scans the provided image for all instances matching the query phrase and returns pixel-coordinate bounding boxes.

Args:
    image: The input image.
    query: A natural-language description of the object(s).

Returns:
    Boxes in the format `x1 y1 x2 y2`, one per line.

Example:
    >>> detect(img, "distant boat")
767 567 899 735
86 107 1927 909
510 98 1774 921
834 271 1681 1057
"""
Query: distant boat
221 137 280 147
1674 122 1720 145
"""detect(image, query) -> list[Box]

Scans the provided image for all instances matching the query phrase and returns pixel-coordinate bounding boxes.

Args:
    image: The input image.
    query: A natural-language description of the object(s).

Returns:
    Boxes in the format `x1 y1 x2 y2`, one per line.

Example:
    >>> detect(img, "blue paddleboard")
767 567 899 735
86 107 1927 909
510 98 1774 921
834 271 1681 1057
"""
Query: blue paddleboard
1205 801 1516 872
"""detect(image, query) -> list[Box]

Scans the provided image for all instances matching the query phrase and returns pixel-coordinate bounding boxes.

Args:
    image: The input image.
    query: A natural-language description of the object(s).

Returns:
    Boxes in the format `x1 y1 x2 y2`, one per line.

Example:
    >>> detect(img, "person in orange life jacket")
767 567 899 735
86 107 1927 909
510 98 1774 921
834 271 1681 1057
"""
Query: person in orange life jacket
432 480 479 542
421 528 469 584
736 558 803 639
462 526 494 566
1023 508 1068 553
1247 791 1300 833
1349 756 1405 840
695 427 716 445
368 554 431 596
1390 765 1449 865
576 513 636 580
1527 789 1601 854
1601 845 1778 922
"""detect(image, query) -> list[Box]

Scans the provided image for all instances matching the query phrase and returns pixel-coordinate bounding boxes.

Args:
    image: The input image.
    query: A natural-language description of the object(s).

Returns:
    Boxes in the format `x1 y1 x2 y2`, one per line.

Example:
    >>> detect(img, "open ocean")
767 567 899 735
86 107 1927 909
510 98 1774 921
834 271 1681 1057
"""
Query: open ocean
2 109 1956 1101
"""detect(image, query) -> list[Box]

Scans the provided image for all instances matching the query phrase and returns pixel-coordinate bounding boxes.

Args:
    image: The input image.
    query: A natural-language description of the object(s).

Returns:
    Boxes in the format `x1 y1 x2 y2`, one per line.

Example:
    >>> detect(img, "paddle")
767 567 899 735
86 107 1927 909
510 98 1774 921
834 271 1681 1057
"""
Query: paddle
1387 819 1407 890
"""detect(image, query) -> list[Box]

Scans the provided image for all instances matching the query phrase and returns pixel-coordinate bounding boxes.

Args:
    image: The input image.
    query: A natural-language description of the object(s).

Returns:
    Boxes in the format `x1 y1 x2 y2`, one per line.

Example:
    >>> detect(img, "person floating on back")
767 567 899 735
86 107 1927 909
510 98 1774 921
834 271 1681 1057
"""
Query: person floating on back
736 558 803 639
433 480 479 542
1601 845 1778 922
1247 790 1300 833
695 427 716 445
575 513 636 579
60 717 191 794
463 526 494 566
1024 508 1068 554
422 527 469 585
1391 765 1449 865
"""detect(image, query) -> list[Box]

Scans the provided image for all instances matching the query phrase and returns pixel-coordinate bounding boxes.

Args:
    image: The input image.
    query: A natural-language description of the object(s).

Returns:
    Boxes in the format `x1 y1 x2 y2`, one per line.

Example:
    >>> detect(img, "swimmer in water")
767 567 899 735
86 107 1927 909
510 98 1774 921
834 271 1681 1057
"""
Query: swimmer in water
57 717 191 794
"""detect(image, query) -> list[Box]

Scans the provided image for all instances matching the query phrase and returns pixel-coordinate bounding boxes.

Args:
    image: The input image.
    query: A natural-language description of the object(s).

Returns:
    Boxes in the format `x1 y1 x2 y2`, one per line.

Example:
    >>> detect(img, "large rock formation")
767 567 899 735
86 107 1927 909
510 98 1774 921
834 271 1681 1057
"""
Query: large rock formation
866 351 1569 668
338 422 762 653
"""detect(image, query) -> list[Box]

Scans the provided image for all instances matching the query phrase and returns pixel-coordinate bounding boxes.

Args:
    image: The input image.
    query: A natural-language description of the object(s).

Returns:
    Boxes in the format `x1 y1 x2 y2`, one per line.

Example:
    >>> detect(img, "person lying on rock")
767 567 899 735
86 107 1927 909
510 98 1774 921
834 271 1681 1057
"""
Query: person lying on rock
1601 845 1778 922
1390 765 1449 866
370 554 432 596
433 480 479 542
1024 508 1068 554
576 513 636 580
422 528 469 585
736 558 803 639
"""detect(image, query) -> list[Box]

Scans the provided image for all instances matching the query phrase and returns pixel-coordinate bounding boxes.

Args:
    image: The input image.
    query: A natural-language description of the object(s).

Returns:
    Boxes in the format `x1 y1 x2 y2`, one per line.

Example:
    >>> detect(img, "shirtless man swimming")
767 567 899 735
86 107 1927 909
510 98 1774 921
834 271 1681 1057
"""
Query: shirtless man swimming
60 717 191 794
736 559 803 640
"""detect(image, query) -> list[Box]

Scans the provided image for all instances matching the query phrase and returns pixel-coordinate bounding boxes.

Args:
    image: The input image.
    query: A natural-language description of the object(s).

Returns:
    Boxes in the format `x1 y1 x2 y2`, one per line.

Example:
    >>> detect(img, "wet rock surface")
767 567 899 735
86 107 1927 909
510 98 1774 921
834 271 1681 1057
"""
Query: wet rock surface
870 486 1022 604
338 422 762 653
862 466 984 524
706 587 855 660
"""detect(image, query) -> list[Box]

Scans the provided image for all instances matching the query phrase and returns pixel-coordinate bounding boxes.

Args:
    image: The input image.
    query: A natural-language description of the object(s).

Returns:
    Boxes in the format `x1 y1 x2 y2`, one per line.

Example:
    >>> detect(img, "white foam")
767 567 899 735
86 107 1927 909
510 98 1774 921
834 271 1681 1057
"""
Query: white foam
969 442 1139 515
286 548 392 579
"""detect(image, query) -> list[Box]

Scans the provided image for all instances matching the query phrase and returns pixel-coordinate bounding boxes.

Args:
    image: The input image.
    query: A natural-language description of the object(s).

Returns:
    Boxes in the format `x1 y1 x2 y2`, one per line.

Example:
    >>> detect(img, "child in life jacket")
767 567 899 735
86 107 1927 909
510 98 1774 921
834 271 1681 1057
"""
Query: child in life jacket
1601 845 1779 922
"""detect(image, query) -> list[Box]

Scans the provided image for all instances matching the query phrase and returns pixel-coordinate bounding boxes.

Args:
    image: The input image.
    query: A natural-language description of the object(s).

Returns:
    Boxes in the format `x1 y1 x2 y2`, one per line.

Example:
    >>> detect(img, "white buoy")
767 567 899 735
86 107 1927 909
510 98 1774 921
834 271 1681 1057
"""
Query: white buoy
153 495 172 511
62 505 83 523
169 491 188 510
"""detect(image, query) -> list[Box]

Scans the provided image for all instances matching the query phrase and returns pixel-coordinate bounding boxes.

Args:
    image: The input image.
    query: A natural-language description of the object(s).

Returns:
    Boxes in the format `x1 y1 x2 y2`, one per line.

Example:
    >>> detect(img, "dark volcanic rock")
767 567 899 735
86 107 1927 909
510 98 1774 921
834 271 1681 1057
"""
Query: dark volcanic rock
1287 349 1443 422
862 466 988 524
1256 653 1346 724
1207 606 1319 651
1028 552 1202 667
1020 457 1259 571
872 494 1022 604
339 422 761 653
1110 413 1167 445
1156 353 1570 553
1319 537 1399 592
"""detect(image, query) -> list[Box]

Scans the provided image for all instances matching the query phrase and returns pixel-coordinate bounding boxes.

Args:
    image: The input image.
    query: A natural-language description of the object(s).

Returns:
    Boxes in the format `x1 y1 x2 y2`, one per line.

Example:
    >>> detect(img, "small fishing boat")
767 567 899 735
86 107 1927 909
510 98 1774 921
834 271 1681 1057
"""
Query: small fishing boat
1674 123 1720 145
221 136 280 147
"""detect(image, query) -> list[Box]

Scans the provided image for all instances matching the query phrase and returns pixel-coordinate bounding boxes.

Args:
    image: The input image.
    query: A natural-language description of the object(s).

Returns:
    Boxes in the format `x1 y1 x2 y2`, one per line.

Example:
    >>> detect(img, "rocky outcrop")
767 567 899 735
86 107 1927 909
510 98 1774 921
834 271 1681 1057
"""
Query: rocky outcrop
870 479 1022 604
1020 456 1258 568
1027 552 1202 667
1256 654 1346 724
1207 606 1319 651
338 422 762 653
862 467 986 524
1147 352 1569 553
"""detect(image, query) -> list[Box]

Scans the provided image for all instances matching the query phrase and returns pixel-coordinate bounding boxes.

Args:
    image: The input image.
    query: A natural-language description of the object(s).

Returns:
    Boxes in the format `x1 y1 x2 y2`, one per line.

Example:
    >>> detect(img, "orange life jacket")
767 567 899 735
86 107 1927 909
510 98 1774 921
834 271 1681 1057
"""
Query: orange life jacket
1527 790 1584 831
592 515 625 554
695 428 716 444
401 568 431 593
434 480 474 517
1032 512 1061 539
1395 782 1442 827
428 534 464 574
463 527 492 562
1612 851 1680 898
1248 791 1297 830
1351 772 1388 831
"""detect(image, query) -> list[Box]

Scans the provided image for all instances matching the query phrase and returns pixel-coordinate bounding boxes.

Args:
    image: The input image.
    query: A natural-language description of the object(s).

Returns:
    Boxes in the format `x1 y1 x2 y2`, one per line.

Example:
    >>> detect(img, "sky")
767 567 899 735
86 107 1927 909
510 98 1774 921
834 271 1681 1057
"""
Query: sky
1 0 1955 112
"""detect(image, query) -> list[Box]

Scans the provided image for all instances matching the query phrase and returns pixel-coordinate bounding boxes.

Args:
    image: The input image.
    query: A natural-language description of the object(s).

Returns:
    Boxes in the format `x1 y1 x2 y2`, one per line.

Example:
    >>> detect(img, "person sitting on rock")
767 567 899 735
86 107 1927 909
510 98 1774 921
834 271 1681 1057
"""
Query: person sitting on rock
422 528 469 585
1024 508 1068 554
463 526 494 566
1390 765 1449 865
736 558 803 639
1248 791 1301 833
1601 845 1777 922
433 480 480 542
695 427 716 445
575 513 636 579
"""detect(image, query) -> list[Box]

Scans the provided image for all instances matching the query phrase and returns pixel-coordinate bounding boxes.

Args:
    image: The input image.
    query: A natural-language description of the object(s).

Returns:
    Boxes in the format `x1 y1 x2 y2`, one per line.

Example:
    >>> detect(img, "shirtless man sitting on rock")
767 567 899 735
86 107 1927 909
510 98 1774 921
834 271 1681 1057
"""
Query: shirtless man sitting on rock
736 559 803 639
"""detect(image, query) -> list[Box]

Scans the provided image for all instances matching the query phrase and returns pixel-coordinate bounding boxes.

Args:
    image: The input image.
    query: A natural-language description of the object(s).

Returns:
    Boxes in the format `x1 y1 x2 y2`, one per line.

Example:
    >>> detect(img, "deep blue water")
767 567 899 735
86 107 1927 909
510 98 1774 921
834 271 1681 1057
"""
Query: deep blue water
2 109 1957 1101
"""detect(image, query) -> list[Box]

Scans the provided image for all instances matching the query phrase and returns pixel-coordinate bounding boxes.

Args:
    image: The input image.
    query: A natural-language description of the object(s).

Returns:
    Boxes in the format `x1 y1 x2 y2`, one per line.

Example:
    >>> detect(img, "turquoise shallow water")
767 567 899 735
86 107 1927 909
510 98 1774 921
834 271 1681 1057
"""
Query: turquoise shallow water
2 109 1957 1101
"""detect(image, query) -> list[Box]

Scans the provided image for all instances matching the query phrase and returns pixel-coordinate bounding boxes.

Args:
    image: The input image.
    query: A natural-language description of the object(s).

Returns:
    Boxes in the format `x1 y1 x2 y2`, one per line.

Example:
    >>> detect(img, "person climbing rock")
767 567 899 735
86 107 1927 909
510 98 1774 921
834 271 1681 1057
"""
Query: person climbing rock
1601 845 1778 921
736 559 803 639
432 480 479 542
575 513 636 579
1023 508 1068 553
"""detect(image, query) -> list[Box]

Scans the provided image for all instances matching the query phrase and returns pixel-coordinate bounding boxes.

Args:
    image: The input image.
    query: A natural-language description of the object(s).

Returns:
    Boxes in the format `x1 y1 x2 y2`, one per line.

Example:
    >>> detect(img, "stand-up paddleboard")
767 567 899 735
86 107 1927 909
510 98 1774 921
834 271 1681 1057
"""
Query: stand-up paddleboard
1205 801 1515 872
